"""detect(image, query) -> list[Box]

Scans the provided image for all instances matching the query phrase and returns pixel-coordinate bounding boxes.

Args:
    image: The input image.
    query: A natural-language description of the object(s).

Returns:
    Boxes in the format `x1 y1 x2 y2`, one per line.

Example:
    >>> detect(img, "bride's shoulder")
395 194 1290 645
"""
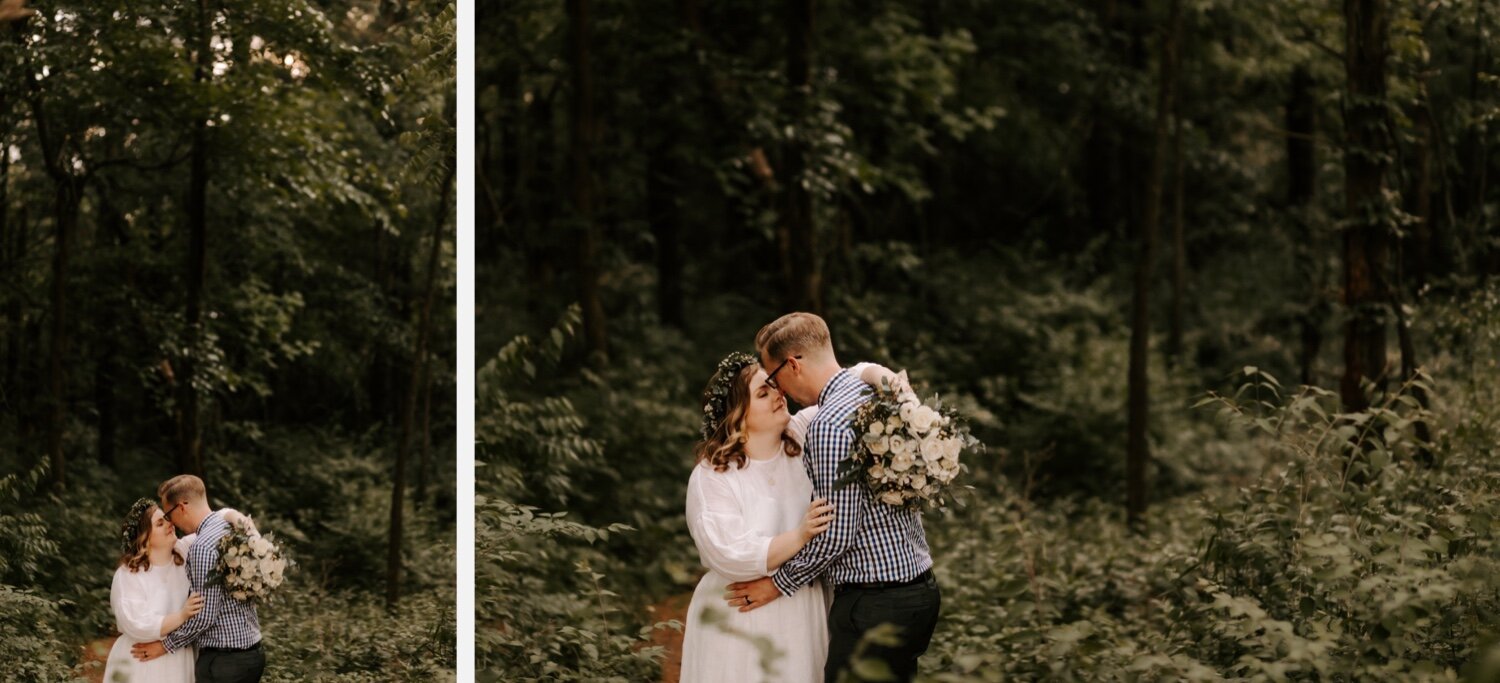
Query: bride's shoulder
688 460 736 486
110 563 139 587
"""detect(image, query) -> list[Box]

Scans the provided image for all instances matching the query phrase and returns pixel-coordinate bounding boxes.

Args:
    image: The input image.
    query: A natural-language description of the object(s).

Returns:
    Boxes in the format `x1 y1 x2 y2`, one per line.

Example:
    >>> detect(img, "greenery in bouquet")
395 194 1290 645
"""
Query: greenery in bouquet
210 519 291 606
840 373 981 510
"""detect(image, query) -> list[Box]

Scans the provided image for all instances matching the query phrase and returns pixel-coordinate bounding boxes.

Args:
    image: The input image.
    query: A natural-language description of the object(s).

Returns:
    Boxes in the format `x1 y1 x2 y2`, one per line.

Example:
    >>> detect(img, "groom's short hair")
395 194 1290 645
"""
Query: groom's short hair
158 474 207 505
756 312 832 363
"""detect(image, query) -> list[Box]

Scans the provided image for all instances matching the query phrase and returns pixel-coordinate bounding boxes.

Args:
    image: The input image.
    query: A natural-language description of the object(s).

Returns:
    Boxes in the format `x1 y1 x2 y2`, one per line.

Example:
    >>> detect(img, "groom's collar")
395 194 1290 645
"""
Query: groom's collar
816 367 855 407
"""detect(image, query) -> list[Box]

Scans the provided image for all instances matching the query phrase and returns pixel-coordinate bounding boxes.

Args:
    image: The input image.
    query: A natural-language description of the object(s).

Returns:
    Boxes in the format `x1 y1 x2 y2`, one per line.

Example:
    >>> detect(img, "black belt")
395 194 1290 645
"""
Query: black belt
201 642 261 654
835 569 933 595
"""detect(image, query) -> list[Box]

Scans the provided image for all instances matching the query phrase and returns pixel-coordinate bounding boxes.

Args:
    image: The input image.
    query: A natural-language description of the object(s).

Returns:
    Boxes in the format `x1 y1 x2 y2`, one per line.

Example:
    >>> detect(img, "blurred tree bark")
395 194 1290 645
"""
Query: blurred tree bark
780 0 821 314
1288 64 1322 387
389 156 454 609
569 0 609 360
178 0 211 478
21 18 84 487
1128 0 1178 530
1339 0 1391 412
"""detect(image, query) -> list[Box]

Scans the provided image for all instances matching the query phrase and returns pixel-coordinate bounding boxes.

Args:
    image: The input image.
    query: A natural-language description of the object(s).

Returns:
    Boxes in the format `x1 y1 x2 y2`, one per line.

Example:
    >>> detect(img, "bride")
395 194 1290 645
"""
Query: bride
680 353 894 682
103 498 255 683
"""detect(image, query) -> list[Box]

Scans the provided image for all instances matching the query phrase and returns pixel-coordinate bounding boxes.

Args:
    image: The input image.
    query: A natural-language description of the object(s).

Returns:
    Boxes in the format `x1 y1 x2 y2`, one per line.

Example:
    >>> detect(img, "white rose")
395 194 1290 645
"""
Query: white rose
251 538 272 554
920 435 943 463
880 490 905 506
886 415 903 431
868 435 891 455
910 406 938 433
869 421 885 436
944 438 963 459
891 451 914 472
910 473 927 489
887 435 907 456
869 463 887 480
232 591 248 601
899 401 917 424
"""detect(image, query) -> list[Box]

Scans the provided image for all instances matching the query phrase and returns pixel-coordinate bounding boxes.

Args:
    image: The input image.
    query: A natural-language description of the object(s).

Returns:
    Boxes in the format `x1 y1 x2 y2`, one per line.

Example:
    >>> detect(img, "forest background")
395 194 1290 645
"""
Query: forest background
483 0 1500 681
0 1 458 680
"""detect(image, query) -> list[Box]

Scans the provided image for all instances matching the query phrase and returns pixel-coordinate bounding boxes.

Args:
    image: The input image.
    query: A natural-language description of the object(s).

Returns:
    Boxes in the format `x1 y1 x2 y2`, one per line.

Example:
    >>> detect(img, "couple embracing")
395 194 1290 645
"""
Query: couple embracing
104 474 265 683
681 312 943 683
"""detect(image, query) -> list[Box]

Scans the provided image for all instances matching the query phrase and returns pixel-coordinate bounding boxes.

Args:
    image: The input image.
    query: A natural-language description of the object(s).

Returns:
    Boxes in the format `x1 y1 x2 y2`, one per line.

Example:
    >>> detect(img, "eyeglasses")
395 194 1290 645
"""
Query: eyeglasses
764 355 803 391
162 501 186 522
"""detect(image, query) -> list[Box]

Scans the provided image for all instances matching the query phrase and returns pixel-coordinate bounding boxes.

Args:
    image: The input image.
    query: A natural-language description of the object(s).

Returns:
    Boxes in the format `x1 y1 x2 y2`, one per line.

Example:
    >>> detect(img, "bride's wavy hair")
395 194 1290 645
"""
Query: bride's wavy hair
119 502 185 573
693 363 802 472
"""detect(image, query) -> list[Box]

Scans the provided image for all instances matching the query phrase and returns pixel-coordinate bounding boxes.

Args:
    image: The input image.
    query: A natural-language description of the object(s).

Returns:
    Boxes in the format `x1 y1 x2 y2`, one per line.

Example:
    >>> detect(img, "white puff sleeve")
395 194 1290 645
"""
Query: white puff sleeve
786 405 820 447
110 566 166 641
684 466 772 581
174 533 198 559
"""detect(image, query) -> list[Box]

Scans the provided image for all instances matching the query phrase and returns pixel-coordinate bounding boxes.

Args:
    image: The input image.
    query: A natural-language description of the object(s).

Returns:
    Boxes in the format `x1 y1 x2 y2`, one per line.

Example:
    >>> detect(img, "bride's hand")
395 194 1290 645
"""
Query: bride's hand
798 498 835 543
222 509 260 537
180 592 204 620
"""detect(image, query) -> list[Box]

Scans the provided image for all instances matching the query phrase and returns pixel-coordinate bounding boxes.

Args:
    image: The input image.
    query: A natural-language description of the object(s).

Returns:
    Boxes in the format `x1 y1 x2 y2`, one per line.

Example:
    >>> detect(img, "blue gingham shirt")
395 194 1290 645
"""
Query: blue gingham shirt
163 511 261 652
772 368 933 596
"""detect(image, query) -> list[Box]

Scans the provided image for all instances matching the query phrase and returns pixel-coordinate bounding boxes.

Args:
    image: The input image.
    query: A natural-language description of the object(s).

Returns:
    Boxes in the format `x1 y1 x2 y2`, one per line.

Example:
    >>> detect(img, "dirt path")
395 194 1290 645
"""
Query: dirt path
79 637 114 682
647 592 693 683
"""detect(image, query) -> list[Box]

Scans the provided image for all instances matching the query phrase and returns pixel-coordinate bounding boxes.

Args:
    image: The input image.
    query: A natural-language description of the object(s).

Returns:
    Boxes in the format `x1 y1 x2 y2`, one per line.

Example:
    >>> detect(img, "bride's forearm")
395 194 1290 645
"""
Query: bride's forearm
859 363 898 389
765 529 808 572
159 610 188 636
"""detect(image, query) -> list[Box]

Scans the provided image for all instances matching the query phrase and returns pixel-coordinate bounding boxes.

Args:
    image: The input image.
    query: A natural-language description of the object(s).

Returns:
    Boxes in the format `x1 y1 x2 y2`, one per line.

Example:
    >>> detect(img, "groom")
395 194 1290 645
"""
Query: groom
726 312 942 683
132 474 265 682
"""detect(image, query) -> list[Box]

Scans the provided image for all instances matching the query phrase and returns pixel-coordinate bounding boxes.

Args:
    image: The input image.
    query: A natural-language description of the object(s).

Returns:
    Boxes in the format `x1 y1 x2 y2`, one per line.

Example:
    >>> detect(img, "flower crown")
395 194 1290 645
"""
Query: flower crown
120 497 156 555
700 351 760 440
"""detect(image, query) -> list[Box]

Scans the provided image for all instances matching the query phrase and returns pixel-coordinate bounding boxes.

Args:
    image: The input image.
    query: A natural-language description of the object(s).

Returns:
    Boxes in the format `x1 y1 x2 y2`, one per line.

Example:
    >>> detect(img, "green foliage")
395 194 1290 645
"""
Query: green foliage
921 292 1500 680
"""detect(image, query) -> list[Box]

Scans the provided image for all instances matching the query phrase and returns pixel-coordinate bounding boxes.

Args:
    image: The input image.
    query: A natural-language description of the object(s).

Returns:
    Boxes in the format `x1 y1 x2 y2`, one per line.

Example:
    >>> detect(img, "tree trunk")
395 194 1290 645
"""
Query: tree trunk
415 359 433 510
648 145 685 328
1339 0 1392 412
388 160 454 609
1127 0 1178 530
0 146 12 406
179 0 212 477
1406 96 1433 290
781 0 821 314
1287 64 1321 386
568 0 608 361
94 196 129 469
1167 42 1186 365
46 180 80 487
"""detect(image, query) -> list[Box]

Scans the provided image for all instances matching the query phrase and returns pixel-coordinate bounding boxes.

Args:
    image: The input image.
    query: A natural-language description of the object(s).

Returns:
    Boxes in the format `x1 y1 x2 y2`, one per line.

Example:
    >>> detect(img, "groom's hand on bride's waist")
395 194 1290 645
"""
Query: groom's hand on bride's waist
131 640 167 662
724 577 781 612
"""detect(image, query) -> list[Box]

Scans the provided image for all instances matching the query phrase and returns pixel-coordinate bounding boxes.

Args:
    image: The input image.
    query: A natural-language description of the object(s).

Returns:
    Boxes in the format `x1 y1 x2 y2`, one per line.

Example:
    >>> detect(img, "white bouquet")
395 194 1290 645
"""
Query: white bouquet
210 518 290 605
840 372 979 509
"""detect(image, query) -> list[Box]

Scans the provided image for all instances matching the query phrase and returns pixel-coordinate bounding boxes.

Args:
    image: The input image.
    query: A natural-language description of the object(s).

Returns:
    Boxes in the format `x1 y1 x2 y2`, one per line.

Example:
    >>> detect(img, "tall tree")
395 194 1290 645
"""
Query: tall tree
18 17 86 487
178 0 213 477
568 0 608 360
1339 0 1392 412
1288 64 1322 387
1127 0 1179 529
780 0 821 314
388 155 454 609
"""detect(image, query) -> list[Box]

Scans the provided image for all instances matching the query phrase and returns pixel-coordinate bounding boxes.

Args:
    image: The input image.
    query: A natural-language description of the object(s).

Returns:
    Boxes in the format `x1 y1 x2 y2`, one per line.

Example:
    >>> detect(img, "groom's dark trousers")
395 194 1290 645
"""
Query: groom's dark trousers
196 642 266 683
825 570 941 683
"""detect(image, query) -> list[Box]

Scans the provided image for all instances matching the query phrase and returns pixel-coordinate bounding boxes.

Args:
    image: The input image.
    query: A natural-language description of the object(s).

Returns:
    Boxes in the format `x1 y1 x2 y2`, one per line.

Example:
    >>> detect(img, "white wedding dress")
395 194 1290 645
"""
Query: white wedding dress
103 534 197 683
680 405 833 683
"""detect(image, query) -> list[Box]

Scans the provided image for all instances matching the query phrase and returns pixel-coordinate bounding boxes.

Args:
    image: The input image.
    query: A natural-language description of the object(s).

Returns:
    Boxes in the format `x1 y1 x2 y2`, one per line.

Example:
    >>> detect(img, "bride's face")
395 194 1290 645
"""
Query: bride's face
148 508 178 551
742 369 789 435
